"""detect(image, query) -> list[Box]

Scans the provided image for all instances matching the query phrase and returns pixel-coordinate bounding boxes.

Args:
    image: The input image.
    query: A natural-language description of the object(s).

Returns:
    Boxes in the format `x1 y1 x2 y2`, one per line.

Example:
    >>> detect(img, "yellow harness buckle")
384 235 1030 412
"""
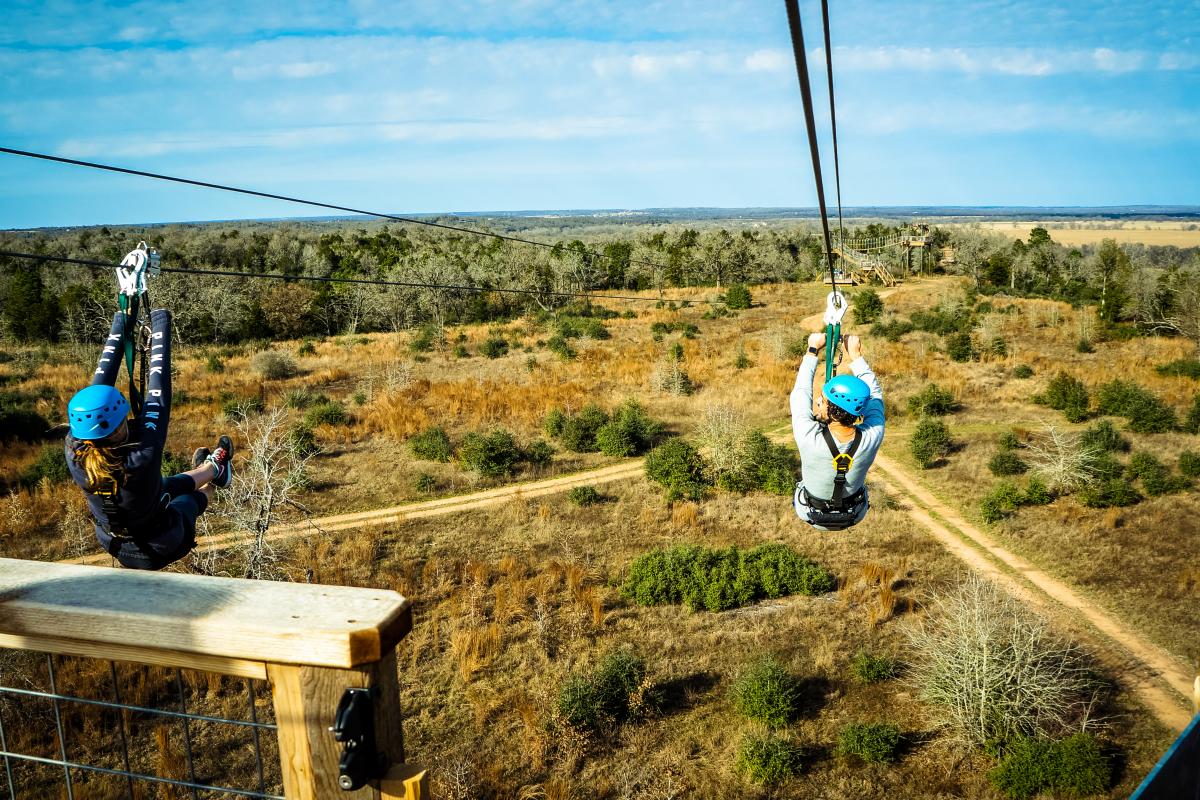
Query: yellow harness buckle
832 453 855 472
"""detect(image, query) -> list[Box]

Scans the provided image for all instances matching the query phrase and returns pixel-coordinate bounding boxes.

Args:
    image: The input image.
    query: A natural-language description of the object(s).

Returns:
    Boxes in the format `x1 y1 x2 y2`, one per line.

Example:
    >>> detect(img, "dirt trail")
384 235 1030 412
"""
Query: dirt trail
64 279 1195 730
65 460 645 567
872 456 1193 731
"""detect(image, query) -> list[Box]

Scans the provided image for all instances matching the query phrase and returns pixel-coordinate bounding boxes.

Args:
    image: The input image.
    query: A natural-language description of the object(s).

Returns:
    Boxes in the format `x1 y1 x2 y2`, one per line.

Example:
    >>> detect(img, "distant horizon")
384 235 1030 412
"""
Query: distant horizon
5 204 1200 234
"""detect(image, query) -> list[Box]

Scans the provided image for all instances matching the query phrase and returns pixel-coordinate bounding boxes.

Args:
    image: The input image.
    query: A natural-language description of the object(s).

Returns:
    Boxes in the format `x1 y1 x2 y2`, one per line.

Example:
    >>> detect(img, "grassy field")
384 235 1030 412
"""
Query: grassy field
0 276 1186 797
966 220 1200 248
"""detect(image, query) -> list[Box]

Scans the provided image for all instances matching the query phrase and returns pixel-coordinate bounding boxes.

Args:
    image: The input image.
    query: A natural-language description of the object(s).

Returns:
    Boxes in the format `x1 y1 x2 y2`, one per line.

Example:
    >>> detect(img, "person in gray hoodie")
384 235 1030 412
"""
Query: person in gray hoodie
789 331 885 530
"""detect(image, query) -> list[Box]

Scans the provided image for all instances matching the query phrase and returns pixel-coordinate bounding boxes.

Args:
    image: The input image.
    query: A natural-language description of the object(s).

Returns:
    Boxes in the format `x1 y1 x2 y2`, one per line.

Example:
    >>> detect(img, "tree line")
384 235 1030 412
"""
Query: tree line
0 219 836 345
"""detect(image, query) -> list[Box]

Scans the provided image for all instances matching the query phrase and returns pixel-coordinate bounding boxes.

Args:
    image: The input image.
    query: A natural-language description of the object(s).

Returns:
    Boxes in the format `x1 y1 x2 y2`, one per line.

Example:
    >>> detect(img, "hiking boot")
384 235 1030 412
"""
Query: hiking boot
207 435 234 488
192 447 211 469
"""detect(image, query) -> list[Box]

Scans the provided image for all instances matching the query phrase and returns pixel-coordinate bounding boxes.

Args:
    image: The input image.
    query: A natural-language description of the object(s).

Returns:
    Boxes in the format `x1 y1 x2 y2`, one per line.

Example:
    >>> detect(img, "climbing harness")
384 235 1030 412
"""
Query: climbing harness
822 289 847 382
114 242 159 414
798 426 864 531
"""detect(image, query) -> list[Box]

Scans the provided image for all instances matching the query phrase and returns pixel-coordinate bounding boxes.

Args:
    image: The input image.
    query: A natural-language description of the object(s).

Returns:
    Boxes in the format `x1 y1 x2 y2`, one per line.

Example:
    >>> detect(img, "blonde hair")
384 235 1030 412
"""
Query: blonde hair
73 440 123 494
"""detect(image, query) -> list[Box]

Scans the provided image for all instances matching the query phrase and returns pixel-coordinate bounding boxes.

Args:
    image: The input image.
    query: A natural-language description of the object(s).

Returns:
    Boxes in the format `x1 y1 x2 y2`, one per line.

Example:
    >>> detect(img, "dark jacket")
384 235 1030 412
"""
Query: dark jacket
66 309 176 548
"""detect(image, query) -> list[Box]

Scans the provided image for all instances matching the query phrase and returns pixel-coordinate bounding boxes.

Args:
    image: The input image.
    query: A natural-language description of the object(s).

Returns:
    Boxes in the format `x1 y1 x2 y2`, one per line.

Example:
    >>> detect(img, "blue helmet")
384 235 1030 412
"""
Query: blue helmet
823 375 871 417
68 385 129 440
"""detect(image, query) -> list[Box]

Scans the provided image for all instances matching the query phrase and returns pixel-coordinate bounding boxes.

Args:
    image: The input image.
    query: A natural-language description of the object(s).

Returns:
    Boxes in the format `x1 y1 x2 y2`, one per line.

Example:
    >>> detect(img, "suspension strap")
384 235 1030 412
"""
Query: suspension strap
821 425 862 509
115 243 159 414
822 289 848 382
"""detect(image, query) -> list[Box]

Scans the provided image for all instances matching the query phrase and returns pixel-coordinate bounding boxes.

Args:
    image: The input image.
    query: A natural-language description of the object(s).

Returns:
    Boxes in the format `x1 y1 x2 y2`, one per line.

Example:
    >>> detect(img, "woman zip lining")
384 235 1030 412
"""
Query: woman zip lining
790 328 885 531
64 246 234 569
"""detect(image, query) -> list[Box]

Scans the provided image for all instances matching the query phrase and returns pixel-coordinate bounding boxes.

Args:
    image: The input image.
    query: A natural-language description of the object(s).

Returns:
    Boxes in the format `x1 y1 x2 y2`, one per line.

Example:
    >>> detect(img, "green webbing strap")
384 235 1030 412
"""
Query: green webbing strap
118 293 142 414
824 322 841 382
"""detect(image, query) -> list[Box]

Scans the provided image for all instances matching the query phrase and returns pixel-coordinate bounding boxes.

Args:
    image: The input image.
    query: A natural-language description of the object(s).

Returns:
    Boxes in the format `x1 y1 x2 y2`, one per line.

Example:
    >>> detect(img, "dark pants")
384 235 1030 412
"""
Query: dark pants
95 474 209 570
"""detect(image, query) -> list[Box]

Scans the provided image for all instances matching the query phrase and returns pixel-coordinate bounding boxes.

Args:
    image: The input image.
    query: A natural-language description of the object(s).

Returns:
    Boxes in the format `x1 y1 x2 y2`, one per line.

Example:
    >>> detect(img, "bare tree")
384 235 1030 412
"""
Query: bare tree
904 573 1102 747
219 407 317 580
1026 425 1103 495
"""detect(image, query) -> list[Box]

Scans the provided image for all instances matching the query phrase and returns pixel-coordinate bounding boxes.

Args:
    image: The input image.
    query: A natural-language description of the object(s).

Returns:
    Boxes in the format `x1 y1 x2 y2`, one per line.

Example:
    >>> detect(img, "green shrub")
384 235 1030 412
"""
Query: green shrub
546 335 576 360
409 325 438 353
222 396 264 419
910 418 952 469
907 383 956 416
251 350 298 380
988 734 1110 800
205 353 226 373
408 426 452 462
20 443 71 488
160 451 192 478
543 408 566 438
1186 395 1200 434
1079 479 1141 508
1022 477 1054 506
523 439 554 467
1155 359 1200 379
730 657 799 727
621 543 833 613
453 344 470 358
459 429 523 477
1088 452 1125 482
849 650 895 684
871 318 915 342
557 648 649 732
999 430 1022 450
297 339 317 357
284 389 326 409
303 401 348 427
725 284 753 310
980 481 1025 523
286 424 318 457
568 485 602 506
1128 452 1191 496
480 336 509 359
714 430 799 495
988 450 1028 476
851 289 884 324
643 438 710 500
837 723 902 764
734 343 752 370
945 332 975 362
911 306 973 335
558 405 610 453
1075 339 1095 354
1080 419 1129 452
1013 364 1034 379
735 732 803 785
594 400 662 457
1179 450 1200 477
413 472 437 493
1037 373 1089 422
1096 379 1176 431
991 337 1009 357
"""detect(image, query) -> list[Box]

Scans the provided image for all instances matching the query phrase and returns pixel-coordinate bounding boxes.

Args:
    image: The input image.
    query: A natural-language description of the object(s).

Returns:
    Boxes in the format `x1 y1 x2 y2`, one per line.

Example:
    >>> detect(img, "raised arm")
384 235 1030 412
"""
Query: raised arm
141 309 172 445
843 335 885 435
90 312 126 387
790 331 824 447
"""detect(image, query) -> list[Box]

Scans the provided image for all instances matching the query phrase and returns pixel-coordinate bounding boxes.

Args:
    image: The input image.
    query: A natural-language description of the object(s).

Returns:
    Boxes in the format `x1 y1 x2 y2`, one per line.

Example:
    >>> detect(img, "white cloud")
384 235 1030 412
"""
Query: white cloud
744 49 788 73
829 45 1184 76
232 60 338 80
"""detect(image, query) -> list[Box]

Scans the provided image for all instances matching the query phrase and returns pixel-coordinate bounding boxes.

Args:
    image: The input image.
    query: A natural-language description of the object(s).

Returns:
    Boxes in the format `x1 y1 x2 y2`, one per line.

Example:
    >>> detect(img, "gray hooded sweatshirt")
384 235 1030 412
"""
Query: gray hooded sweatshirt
789 353 886 524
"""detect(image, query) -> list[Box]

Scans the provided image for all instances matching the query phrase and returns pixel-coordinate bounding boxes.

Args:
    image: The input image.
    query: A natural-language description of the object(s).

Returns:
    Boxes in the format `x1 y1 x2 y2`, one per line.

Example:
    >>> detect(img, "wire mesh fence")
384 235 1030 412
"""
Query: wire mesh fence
0 649 284 799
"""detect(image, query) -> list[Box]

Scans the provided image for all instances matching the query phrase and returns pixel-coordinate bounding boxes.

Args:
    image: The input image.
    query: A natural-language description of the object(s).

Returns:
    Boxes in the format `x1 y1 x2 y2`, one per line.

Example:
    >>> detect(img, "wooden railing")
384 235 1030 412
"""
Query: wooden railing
0 558 428 799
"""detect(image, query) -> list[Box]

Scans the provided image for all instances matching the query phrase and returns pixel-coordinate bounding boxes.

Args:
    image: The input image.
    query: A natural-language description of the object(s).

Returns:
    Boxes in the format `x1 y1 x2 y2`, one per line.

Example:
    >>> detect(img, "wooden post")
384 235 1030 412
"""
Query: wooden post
269 649 406 800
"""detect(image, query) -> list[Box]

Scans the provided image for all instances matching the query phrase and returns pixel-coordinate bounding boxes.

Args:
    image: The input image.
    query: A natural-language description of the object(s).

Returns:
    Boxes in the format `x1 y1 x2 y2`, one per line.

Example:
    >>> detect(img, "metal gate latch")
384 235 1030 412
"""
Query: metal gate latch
330 688 387 791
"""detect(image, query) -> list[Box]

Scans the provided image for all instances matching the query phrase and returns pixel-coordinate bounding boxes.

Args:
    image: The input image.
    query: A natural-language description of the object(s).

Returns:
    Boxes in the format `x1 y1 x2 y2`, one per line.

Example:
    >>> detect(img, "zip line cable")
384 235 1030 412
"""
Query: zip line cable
0 249 674 304
820 0 845 250
783 0 838 294
0 146 670 274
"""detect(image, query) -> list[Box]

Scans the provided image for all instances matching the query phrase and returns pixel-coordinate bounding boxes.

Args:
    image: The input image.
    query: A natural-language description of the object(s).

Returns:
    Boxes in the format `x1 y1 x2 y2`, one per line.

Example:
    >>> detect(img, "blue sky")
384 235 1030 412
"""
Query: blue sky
0 0 1197 228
